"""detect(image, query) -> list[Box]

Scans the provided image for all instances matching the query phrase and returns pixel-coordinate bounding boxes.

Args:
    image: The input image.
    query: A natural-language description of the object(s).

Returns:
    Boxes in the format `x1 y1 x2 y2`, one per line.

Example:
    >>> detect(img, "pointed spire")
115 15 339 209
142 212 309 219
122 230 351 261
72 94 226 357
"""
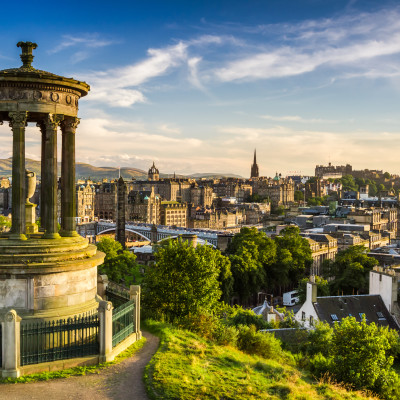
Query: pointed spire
254 149 257 164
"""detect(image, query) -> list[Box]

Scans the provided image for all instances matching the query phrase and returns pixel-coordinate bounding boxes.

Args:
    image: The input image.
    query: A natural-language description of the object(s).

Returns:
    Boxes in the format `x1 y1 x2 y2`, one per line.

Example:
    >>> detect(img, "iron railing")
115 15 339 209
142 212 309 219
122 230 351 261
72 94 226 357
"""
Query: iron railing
106 281 130 308
112 299 135 347
20 314 99 366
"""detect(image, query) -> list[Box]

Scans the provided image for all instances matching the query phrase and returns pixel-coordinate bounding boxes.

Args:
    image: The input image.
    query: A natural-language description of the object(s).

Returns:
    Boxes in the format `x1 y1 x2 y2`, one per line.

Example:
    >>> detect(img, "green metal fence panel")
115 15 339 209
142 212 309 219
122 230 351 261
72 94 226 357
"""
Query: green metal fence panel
106 281 130 308
20 314 99 366
112 299 135 347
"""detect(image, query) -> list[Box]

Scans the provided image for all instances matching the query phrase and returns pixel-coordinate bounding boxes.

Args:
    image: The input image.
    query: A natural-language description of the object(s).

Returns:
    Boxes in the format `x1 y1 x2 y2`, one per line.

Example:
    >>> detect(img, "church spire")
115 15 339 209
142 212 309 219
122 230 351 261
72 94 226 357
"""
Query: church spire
250 149 259 179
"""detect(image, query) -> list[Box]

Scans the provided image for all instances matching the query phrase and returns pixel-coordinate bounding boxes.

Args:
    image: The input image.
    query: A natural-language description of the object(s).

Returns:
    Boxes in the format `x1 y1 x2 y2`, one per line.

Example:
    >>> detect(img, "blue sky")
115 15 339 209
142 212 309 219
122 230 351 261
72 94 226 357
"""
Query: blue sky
1 0 400 177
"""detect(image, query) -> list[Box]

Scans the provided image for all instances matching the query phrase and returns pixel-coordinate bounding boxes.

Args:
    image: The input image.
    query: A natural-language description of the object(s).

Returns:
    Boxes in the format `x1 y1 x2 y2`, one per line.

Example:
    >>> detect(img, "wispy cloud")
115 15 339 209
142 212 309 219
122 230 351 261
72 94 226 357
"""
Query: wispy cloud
213 8 400 82
49 34 116 64
49 34 115 54
261 115 336 123
82 42 189 107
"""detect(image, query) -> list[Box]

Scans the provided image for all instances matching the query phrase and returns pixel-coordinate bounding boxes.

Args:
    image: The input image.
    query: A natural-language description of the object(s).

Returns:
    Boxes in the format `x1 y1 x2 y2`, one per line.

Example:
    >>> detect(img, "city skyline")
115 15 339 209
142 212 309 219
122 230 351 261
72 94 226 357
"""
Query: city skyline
1 0 400 177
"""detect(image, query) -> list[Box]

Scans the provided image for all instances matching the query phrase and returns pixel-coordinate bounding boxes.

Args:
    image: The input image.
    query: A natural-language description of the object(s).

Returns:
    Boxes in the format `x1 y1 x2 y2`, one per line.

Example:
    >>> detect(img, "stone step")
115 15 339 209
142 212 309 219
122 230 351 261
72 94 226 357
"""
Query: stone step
0 245 97 264
0 236 89 254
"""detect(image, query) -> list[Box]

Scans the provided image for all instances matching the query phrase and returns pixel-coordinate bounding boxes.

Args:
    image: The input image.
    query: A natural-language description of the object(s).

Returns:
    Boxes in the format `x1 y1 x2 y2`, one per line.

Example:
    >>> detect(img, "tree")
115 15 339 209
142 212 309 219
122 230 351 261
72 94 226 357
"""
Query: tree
321 245 378 295
271 226 313 290
340 175 358 191
0 215 11 232
294 190 304 202
97 237 140 285
331 317 400 396
297 276 329 304
383 172 391 180
226 227 276 301
142 240 228 320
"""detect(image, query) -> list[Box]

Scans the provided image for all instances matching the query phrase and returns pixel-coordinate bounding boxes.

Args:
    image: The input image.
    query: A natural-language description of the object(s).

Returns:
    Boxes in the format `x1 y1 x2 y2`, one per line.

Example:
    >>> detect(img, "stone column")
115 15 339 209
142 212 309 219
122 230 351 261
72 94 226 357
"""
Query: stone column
130 285 142 339
37 122 46 230
43 114 63 239
98 299 113 362
60 117 79 237
116 176 126 247
1 310 22 378
9 111 28 240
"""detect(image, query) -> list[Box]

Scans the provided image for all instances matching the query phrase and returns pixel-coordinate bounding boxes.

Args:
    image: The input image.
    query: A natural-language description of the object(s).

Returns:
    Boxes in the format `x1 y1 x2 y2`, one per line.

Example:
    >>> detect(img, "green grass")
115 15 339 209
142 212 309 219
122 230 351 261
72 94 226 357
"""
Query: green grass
0 337 146 384
143 320 377 400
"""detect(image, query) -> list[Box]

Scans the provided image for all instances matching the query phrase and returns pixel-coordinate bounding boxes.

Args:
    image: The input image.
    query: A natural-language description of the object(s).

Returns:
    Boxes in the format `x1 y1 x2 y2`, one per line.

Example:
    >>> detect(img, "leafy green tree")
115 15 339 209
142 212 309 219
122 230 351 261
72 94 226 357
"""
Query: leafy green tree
331 317 400 396
297 276 329 304
340 175 358 191
294 190 304 202
378 183 386 193
142 240 227 320
271 226 313 289
321 245 378 295
383 172 391 179
307 196 329 206
226 227 276 301
97 237 140 285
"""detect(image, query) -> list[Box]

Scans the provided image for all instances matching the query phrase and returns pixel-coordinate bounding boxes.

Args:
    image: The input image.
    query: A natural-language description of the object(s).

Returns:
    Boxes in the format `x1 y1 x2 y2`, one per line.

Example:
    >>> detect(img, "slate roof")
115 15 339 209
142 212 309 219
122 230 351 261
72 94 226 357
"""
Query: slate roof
313 294 399 331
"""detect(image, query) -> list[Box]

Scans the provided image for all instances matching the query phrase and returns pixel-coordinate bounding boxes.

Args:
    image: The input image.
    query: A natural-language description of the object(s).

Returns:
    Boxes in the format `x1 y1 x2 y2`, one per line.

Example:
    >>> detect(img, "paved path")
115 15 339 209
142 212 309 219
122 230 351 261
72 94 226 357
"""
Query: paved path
0 331 159 400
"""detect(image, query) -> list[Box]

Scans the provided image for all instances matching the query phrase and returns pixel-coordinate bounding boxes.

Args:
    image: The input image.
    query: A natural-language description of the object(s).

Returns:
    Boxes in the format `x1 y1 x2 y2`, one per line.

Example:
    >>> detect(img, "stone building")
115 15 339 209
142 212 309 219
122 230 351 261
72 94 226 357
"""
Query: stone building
76 182 95 223
315 162 352 178
127 187 161 224
160 201 188 227
349 208 397 238
0 177 10 188
252 174 294 206
148 161 159 181
94 182 117 220
302 233 338 276
190 184 213 207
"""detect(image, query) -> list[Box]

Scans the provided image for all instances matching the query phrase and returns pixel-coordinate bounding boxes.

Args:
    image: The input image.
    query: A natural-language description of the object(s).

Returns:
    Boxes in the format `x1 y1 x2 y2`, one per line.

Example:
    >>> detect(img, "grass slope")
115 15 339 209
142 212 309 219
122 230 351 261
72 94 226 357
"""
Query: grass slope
144 320 377 400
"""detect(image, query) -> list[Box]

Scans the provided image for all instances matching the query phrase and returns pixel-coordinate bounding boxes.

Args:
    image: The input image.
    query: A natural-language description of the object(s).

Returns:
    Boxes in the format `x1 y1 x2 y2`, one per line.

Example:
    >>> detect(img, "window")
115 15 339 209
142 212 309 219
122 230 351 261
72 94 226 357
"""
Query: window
377 311 385 320
331 314 339 321
309 316 314 326
359 312 366 320
301 312 305 321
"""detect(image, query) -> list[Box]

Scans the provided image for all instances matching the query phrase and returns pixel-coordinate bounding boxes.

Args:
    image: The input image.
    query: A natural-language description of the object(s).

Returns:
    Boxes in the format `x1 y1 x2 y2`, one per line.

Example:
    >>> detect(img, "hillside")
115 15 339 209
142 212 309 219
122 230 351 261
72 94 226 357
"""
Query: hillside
0 158 147 180
0 158 243 181
144 320 377 400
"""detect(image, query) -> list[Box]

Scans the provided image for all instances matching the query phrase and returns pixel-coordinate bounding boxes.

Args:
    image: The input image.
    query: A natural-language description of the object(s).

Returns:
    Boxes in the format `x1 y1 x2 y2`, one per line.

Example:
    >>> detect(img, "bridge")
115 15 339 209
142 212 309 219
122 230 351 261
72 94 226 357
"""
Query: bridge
93 222 225 247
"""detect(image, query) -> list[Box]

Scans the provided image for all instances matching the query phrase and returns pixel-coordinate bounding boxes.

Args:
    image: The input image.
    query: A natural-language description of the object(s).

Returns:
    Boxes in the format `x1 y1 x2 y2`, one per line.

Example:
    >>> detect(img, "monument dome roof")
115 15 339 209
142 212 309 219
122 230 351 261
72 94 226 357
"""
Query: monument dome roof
0 42 89 97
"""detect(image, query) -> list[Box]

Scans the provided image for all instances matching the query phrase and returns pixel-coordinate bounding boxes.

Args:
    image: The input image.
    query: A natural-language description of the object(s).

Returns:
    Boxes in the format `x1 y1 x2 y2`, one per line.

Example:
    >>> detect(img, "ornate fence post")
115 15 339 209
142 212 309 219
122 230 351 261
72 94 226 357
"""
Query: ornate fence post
1 310 22 377
98 299 113 362
130 285 142 340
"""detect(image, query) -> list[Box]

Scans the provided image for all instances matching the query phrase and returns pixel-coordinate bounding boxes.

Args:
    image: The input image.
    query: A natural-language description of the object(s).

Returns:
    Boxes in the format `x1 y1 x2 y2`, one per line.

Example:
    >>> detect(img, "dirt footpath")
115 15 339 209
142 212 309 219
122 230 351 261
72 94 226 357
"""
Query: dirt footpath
0 331 159 400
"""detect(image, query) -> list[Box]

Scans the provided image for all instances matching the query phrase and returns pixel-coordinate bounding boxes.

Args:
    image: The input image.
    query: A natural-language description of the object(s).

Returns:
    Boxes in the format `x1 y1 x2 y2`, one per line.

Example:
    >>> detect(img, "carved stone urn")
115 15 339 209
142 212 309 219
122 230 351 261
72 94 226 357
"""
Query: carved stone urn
25 170 36 204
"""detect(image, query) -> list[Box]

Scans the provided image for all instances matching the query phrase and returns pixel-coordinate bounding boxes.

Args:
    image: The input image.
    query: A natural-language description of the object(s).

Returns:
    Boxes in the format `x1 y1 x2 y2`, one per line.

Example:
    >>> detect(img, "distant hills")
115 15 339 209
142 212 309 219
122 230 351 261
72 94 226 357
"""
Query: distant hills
0 158 243 181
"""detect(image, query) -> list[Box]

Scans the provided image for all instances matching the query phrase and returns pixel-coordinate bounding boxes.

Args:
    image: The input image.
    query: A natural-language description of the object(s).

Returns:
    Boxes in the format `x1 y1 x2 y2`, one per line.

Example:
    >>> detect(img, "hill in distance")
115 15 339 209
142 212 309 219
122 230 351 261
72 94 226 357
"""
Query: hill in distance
0 158 243 181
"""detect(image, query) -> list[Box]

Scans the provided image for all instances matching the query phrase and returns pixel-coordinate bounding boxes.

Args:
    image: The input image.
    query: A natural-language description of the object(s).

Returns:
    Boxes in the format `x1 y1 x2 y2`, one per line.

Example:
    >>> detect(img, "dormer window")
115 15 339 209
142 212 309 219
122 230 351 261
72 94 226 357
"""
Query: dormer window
331 314 339 321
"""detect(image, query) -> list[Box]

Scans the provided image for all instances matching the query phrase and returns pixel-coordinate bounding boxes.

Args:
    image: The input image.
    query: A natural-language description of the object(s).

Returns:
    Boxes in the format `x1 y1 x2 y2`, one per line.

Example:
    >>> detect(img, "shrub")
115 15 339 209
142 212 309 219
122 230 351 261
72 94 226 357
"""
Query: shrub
237 325 283 360
227 308 272 330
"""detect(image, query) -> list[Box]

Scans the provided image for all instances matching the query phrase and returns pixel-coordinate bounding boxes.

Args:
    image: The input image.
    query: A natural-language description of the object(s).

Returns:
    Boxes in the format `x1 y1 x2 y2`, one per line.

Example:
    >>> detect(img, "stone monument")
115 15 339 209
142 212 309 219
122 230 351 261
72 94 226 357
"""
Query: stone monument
0 42 105 320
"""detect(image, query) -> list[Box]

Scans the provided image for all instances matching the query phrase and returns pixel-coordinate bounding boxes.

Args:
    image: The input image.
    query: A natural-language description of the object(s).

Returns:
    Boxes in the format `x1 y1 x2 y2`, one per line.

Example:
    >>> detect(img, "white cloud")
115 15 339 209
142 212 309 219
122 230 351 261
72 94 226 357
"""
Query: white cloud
261 115 336 123
213 8 400 82
49 34 115 54
83 42 189 107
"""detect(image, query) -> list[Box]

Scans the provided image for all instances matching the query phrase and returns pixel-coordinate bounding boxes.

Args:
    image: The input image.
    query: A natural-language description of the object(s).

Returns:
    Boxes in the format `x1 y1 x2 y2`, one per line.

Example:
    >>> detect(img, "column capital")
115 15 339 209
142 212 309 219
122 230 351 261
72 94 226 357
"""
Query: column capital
9 111 28 128
44 113 64 130
61 116 80 132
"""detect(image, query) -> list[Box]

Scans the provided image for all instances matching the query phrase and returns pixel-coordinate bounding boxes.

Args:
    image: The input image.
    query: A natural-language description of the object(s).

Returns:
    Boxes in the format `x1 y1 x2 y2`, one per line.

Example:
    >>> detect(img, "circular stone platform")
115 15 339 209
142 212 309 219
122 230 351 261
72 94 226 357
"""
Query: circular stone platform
0 235 104 320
